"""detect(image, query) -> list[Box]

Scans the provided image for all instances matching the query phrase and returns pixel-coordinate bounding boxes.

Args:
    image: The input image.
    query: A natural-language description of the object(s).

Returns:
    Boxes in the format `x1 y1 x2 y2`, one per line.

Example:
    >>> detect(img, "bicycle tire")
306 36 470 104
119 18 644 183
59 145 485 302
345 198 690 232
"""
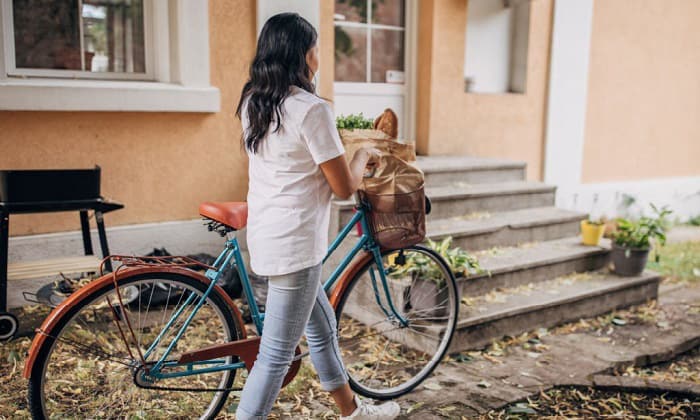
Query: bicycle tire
334 244 459 400
28 271 244 420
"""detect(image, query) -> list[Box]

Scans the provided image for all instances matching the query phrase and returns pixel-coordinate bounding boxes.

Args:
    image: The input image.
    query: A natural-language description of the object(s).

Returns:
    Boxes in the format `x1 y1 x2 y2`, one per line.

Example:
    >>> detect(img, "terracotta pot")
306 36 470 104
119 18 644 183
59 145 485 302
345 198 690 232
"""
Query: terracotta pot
581 220 605 246
610 243 649 277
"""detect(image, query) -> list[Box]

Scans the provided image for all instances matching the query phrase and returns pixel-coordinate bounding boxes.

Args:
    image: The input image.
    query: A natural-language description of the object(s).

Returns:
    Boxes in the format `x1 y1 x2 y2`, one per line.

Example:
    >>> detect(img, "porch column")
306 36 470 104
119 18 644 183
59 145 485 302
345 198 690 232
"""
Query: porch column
542 0 594 207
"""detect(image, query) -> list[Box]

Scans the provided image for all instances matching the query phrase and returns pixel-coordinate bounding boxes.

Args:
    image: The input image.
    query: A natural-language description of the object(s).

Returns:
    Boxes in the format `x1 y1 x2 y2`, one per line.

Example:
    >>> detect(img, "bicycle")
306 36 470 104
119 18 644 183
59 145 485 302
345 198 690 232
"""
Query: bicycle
23 194 459 419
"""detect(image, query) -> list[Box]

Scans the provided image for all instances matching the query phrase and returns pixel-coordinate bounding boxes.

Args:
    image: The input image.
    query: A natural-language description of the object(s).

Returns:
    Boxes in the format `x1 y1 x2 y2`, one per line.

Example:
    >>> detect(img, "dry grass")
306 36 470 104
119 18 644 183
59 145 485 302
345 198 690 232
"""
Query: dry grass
617 346 700 385
482 387 699 419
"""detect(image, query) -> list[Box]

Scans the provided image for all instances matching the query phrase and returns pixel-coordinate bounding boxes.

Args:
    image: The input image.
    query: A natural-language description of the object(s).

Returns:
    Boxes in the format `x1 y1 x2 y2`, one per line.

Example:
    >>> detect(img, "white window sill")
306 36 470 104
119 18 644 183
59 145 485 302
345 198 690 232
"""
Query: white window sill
334 82 405 96
0 78 220 112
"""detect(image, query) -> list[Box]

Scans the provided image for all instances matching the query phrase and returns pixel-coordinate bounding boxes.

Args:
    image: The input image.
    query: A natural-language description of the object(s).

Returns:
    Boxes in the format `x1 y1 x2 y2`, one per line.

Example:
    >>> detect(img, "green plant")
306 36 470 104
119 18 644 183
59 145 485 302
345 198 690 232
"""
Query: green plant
610 204 673 255
585 218 605 225
647 240 700 283
335 113 374 130
388 237 484 286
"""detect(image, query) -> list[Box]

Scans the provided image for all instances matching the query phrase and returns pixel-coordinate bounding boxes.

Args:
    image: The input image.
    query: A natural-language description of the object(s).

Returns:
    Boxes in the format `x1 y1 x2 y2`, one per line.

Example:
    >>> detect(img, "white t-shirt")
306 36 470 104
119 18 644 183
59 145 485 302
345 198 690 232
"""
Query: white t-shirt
243 86 345 276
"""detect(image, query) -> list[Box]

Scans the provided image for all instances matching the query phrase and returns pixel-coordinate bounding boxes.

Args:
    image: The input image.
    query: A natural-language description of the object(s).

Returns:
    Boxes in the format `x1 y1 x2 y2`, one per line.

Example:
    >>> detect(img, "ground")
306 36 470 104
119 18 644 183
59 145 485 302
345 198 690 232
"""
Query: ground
1 236 698 419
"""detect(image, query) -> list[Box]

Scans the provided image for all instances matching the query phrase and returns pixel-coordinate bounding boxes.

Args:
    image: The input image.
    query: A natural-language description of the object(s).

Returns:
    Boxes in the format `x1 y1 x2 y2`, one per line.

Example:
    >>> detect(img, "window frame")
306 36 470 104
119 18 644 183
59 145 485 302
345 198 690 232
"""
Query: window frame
333 0 406 84
0 0 220 113
463 0 531 95
2 0 156 81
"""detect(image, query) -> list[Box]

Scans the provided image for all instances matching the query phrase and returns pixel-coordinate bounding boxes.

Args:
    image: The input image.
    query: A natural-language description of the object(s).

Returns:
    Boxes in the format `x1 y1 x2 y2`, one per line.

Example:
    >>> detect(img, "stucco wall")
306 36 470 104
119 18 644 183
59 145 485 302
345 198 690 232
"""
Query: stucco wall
415 0 554 180
319 0 335 99
582 0 700 183
0 0 257 236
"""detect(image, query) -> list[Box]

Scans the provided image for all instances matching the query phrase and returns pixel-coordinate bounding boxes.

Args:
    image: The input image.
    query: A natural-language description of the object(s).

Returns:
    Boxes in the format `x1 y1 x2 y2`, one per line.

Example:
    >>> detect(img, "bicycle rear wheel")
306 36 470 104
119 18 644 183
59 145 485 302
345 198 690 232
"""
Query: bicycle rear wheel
334 245 459 399
27 271 244 420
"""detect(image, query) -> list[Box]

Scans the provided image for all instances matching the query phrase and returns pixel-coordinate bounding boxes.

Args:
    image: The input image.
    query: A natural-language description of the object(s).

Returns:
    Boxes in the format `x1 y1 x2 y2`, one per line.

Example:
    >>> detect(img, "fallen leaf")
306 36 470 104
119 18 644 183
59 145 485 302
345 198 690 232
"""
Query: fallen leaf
423 382 442 391
612 317 627 326
477 380 492 388
407 402 424 414
507 403 536 414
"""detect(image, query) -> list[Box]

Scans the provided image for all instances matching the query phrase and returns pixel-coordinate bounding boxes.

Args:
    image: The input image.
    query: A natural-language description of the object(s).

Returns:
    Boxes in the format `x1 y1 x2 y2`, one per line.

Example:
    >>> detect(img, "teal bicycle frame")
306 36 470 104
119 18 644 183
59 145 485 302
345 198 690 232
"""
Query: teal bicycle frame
142 202 408 381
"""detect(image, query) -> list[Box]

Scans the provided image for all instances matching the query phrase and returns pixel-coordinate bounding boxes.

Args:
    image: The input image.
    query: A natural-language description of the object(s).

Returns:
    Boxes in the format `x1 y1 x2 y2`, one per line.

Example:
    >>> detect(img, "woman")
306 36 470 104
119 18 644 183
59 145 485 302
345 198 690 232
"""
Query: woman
235 12 401 420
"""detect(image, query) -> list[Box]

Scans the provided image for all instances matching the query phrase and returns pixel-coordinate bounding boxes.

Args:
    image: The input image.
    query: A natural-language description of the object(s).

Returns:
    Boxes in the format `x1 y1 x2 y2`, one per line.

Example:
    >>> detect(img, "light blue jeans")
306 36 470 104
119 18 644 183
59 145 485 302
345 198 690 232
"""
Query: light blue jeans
236 263 349 419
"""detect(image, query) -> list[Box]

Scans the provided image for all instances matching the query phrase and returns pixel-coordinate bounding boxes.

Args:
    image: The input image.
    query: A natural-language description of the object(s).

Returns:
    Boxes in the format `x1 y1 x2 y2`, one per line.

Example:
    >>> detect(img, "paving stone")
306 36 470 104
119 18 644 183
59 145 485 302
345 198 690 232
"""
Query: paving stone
397 284 700 417
591 374 700 398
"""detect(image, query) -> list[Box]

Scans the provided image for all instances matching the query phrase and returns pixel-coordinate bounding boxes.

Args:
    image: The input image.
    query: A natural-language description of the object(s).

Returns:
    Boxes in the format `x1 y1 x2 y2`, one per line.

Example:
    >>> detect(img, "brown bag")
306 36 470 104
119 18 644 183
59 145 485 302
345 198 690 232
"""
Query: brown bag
338 129 416 163
358 154 426 250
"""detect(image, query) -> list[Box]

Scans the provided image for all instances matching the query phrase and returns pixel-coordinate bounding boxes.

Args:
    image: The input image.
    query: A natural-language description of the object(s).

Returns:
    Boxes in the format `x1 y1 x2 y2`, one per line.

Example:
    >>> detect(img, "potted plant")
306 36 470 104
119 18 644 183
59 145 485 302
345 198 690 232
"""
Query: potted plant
581 193 606 246
609 204 672 276
581 217 606 246
388 237 484 317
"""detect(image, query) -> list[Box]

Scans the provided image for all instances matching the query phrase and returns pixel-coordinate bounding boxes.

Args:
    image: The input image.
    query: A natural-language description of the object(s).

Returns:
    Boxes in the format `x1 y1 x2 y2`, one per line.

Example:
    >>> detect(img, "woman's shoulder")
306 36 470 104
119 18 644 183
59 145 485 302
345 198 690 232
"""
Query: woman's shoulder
287 86 327 111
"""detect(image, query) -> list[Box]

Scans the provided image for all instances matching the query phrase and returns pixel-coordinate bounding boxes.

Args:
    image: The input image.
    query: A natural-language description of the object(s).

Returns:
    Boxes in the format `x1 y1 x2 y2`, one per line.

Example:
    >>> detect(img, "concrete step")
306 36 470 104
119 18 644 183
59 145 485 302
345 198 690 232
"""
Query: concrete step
462 237 610 296
416 156 526 186
427 207 587 251
332 181 556 231
450 270 661 351
339 268 660 355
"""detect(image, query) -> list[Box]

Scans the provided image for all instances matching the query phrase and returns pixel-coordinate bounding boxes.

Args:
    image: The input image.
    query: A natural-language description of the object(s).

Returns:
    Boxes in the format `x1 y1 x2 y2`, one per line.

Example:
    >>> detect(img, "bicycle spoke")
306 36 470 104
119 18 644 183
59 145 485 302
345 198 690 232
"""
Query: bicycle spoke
31 275 241 419
335 246 458 398
45 330 135 367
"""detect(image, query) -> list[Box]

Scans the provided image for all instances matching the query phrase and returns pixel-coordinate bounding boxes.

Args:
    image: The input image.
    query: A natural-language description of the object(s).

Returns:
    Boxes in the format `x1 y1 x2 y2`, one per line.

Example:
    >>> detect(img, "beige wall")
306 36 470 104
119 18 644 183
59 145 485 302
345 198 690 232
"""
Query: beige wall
319 0 335 99
0 0 257 236
415 0 554 180
582 0 700 183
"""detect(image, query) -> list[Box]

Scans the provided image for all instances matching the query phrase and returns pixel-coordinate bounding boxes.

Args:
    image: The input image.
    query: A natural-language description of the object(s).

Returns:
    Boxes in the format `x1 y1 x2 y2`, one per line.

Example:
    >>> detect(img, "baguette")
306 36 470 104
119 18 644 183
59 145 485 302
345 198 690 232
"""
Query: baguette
373 108 398 139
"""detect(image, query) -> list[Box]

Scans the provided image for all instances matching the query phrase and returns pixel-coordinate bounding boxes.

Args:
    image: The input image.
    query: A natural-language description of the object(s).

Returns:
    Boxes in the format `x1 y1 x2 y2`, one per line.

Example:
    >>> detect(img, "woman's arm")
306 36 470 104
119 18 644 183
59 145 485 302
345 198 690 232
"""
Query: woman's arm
320 148 380 200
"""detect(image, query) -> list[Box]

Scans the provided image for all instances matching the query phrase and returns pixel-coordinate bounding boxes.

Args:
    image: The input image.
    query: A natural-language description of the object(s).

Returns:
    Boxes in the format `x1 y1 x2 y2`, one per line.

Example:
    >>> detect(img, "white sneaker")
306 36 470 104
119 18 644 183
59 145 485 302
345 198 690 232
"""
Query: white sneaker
340 395 400 420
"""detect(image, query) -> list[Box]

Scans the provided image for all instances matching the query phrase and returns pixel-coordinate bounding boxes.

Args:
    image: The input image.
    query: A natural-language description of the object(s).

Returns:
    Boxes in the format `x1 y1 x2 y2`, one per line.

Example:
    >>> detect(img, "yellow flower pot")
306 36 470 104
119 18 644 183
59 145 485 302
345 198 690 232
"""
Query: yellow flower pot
581 220 605 246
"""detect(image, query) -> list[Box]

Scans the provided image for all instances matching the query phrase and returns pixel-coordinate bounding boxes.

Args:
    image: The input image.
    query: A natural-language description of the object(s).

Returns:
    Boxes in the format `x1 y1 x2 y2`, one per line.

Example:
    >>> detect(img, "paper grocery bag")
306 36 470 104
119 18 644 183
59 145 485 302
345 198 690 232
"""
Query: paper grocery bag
339 129 416 163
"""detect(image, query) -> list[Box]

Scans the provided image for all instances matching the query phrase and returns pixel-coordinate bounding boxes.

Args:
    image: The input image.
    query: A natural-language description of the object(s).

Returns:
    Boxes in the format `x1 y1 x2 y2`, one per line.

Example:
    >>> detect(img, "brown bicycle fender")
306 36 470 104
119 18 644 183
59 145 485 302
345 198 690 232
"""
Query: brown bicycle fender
328 250 374 309
23 266 246 379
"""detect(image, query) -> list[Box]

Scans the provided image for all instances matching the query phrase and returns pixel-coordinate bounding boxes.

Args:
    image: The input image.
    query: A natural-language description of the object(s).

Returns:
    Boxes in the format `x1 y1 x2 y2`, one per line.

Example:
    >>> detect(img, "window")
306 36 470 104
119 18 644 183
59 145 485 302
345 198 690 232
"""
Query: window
0 0 219 112
334 0 406 84
464 0 530 94
8 0 151 80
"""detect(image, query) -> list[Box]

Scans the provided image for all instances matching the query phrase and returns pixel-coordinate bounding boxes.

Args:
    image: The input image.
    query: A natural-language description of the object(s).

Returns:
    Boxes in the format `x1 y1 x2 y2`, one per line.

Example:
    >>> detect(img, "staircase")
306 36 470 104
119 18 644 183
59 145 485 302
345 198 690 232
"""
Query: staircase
329 155 660 352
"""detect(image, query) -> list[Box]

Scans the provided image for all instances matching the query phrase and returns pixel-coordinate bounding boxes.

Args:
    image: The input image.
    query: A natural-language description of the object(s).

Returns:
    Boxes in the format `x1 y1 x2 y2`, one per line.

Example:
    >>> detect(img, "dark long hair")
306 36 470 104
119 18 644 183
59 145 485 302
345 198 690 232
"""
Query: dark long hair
236 13 318 153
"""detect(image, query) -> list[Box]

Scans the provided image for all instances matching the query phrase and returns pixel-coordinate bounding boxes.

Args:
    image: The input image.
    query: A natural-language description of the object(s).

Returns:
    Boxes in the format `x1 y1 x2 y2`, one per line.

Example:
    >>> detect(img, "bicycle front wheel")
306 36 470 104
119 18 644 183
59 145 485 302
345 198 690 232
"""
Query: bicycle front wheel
334 245 459 399
27 271 244 420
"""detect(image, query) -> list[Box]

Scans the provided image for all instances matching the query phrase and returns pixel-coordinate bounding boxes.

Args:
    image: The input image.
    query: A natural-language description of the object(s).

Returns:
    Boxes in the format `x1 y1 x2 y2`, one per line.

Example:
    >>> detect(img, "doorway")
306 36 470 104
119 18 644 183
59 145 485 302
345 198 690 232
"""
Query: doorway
333 0 415 140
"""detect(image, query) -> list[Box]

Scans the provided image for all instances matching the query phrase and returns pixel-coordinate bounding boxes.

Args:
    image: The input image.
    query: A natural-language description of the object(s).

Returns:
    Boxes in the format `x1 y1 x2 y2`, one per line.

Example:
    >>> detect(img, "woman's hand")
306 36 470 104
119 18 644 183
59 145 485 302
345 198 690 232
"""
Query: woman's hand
319 147 383 199
360 147 382 178
361 147 382 167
